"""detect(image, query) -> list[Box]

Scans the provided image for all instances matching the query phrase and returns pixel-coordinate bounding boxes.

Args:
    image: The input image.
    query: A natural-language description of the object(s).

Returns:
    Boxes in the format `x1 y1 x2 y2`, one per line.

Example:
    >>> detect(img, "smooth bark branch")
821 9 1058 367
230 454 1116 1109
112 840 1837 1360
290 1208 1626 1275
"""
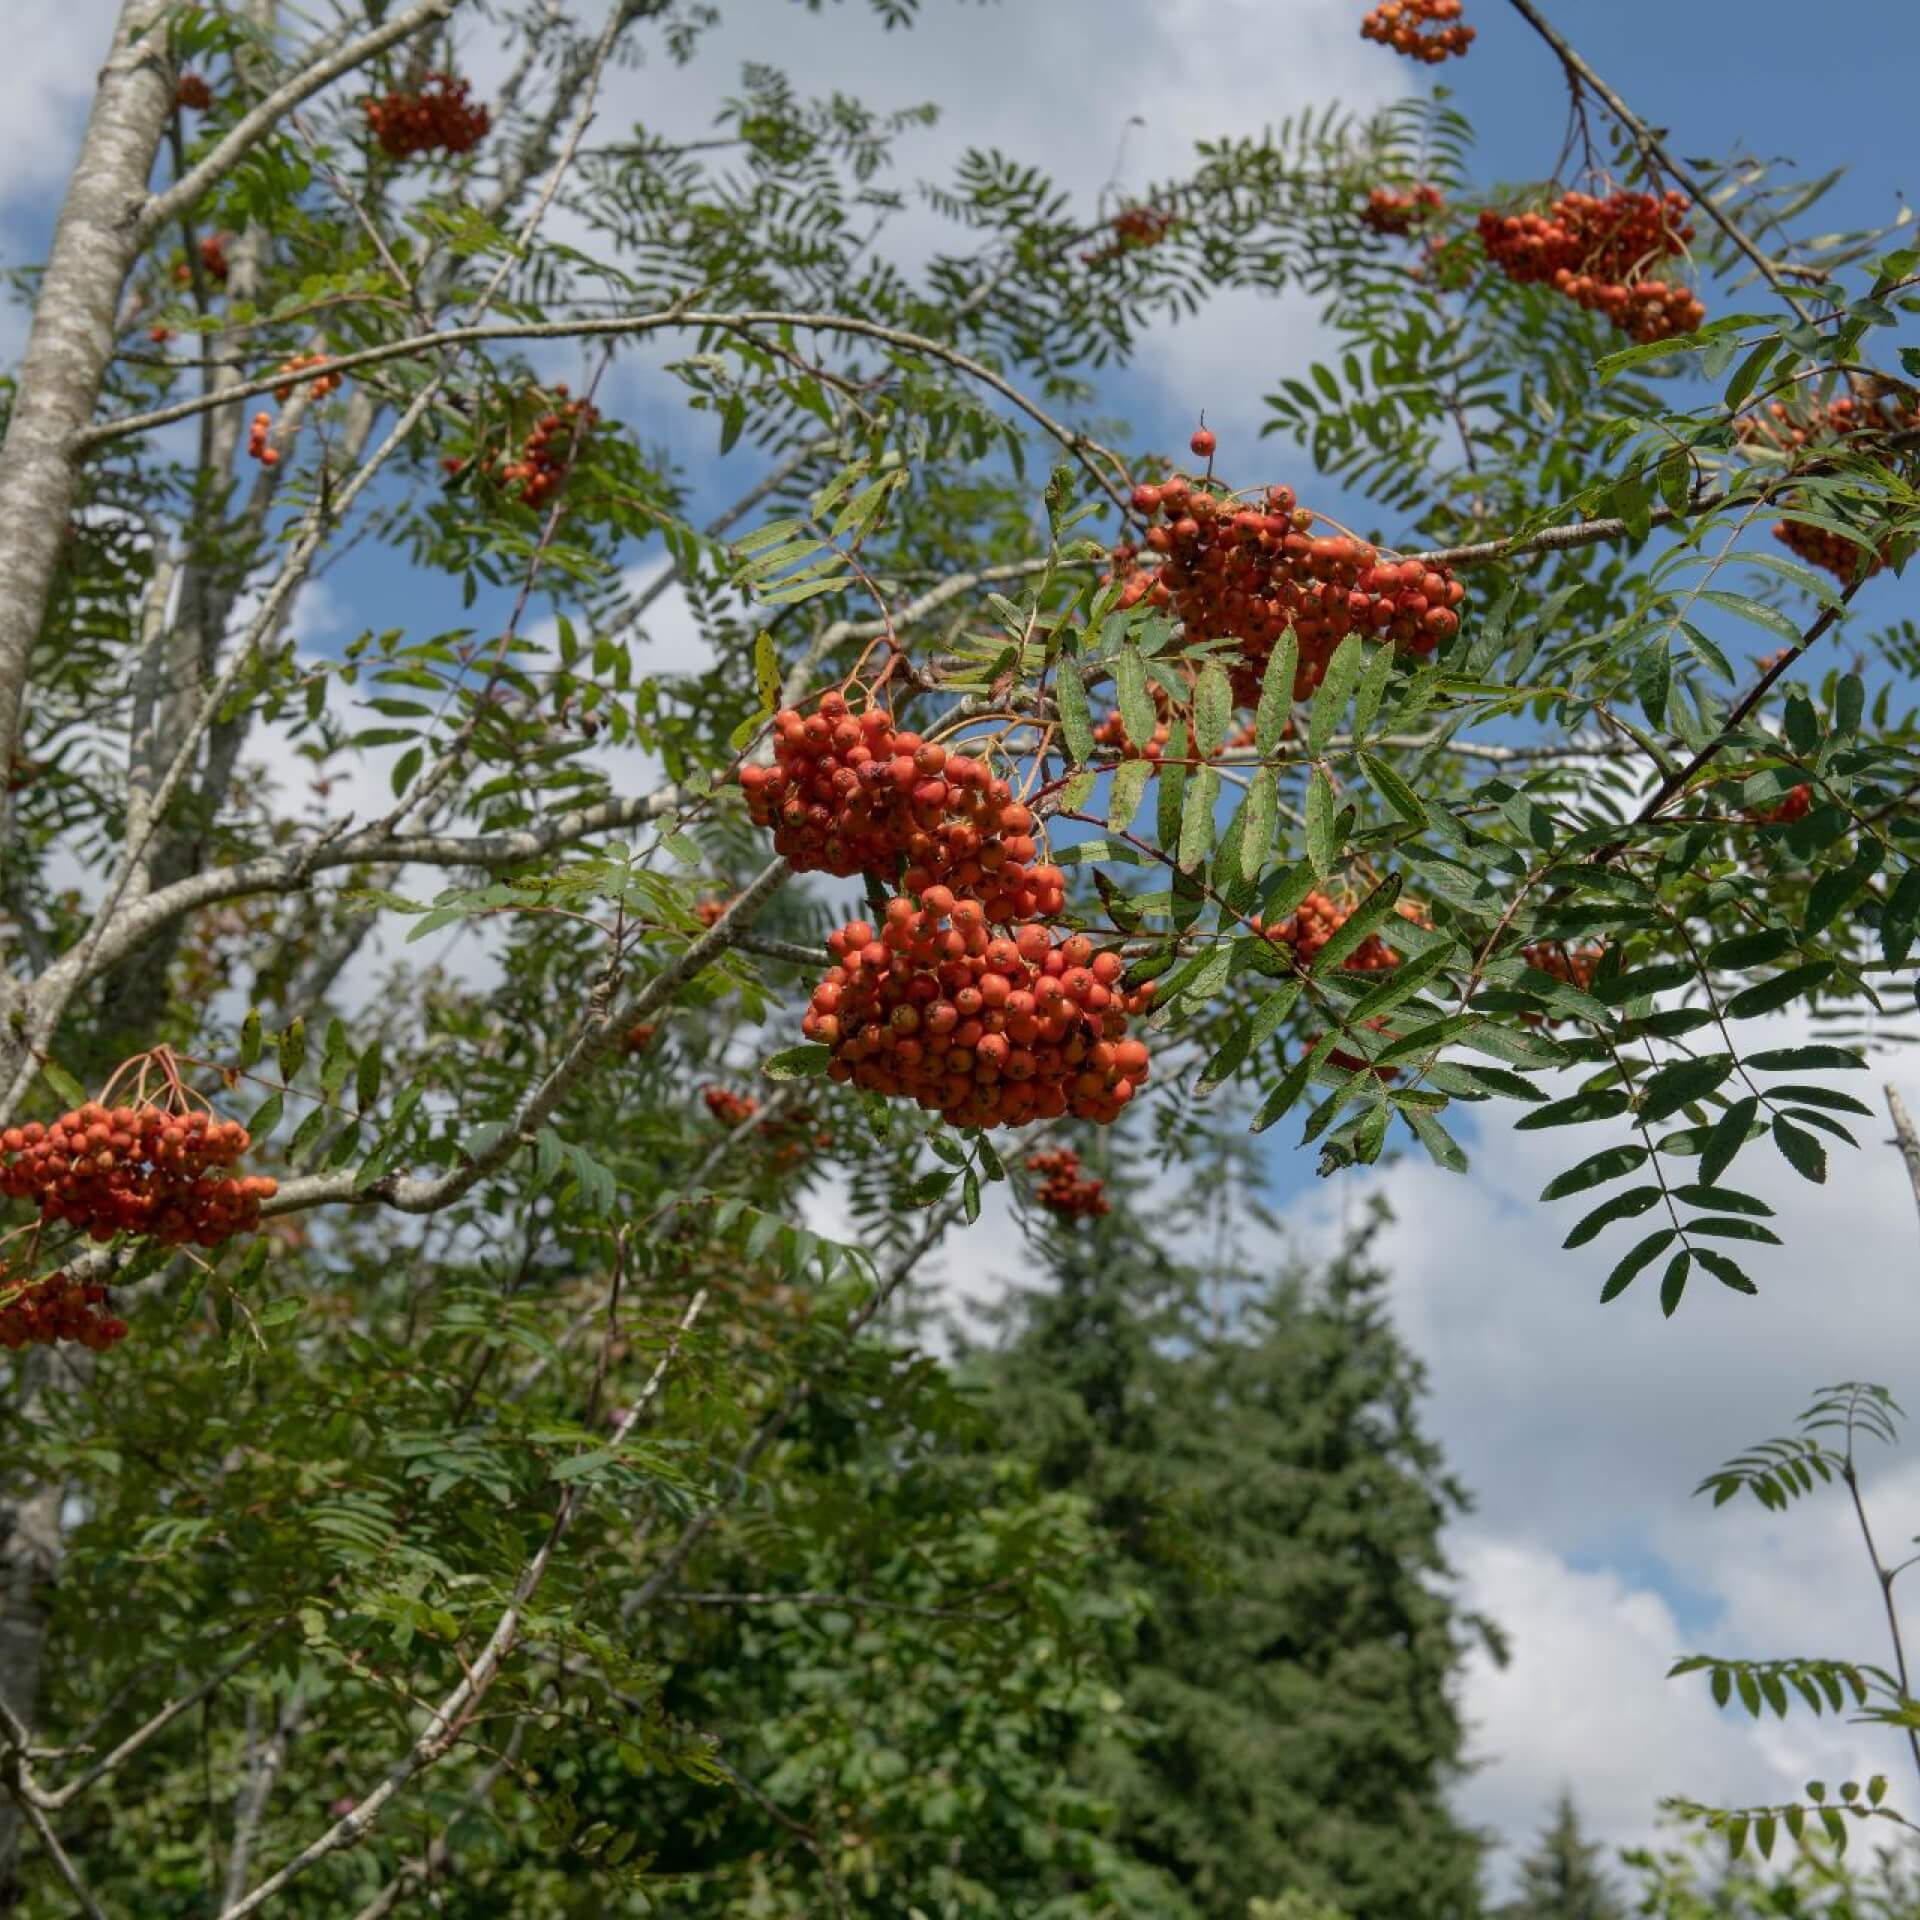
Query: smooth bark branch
78 310 1136 508
219 1693 302 1911
0 0 173 833
133 0 461 248
1889 1085 1920 1246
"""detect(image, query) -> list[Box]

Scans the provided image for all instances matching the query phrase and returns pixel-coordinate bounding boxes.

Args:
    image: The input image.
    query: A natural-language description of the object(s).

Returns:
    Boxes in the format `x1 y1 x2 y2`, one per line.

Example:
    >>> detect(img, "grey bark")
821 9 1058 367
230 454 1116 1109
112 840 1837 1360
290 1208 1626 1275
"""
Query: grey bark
0 0 173 848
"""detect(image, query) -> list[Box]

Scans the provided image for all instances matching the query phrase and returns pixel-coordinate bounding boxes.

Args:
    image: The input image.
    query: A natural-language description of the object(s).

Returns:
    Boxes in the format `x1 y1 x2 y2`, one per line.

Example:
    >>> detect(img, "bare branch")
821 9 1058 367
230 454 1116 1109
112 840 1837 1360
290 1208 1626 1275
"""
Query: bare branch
78 311 1136 509
220 1691 302 1911
1889 1085 1920 1246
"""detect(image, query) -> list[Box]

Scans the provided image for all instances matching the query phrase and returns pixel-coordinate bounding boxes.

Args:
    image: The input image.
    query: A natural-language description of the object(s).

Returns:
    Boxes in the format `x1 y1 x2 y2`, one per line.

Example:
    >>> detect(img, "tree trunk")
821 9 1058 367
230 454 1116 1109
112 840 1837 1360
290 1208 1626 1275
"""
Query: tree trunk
0 0 173 843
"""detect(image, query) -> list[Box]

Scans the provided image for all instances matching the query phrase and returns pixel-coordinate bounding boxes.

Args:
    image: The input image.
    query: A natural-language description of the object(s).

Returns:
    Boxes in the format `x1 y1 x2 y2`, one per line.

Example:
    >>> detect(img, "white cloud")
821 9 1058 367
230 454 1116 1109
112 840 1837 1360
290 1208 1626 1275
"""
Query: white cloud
1286 1026 1920 1885
1454 1534 1884 1888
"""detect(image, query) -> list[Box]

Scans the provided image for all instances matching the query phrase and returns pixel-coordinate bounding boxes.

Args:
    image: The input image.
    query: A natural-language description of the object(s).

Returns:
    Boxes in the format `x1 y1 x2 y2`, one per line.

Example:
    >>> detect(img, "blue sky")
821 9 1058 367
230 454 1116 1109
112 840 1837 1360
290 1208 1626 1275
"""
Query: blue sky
7 0 1920 1892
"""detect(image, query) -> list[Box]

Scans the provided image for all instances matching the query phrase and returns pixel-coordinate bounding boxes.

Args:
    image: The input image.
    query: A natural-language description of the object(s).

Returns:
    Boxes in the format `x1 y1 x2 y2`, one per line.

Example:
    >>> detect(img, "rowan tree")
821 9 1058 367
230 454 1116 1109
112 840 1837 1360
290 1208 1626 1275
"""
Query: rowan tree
0 0 1915 1912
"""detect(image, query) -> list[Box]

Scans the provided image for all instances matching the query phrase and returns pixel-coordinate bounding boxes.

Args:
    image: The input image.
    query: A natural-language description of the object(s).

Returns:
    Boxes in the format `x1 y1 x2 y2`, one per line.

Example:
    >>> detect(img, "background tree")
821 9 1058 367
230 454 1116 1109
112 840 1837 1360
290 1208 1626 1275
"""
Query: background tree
1502 1793 1628 1920
977 1196 1503 1920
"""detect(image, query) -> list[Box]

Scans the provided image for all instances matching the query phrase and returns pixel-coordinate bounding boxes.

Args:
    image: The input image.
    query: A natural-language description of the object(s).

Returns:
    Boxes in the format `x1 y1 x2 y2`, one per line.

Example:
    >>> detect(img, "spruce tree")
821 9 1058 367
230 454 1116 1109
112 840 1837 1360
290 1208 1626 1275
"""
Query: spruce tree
1504 1794 1626 1920
978 1197 1505 1920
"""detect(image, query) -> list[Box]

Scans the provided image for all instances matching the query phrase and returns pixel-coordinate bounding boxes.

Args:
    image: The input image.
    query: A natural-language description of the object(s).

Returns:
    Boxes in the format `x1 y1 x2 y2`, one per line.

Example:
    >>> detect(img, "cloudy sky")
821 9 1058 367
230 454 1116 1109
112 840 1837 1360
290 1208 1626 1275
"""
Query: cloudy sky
8 0 1920 1897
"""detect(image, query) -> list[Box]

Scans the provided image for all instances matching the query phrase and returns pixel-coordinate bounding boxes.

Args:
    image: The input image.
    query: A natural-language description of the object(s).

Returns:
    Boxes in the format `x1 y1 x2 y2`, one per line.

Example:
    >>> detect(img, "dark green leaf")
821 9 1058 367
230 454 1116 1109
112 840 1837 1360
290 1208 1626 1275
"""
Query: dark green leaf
1563 1185 1663 1249
1601 1229 1676 1302
1541 1144 1649 1202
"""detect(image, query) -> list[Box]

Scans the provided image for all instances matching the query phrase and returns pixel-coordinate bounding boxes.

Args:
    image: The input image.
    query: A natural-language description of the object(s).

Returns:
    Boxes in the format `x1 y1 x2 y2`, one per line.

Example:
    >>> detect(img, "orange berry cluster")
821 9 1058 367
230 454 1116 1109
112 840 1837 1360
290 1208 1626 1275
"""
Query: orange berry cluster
363 73 490 159
1746 385 1920 454
702 1087 831 1167
694 899 731 928
1771 519 1882 583
1 1102 276 1248
1363 184 1446 236
738 693 1066 921
174 234 230 290
1520 942 1604 990
247 412 279 467
704 1087 758 1127
0 1269 126 1353
174 73 212 111
1082 205 1176 267
1252 891 1404 972
1024 1146 1110 1218
274 354 342 404
1361 0 1474 62
803 899 1154 1130
1092 684 1172 762
483 390 598 509
621 1022 658 1056
1747 783 1812 826
1111 474 1466 704
1327 1015 1400 1079
1478 190 1702 343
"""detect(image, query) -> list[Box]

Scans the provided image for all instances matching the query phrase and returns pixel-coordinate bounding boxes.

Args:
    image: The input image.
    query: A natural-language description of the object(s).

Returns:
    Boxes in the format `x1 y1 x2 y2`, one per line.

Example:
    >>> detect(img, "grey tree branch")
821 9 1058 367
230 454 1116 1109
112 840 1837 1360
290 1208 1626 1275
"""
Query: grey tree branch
1888 1085 1920 1245
0 0 174 848
78 310 1136 511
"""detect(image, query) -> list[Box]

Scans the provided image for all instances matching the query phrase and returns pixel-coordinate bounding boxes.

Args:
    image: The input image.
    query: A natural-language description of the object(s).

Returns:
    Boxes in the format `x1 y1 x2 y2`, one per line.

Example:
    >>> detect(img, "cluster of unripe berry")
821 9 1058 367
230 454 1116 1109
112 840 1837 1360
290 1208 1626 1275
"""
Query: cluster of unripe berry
1082 205 1176 268
1111 453 1467 704
174 73 213 111
1 1098 276 1249
1024 1146 1111 1218
274 353 342 404
1363 184 1446 235
362 73 490 159
0 1267 127 1353
1252 890 1409 972
739 694 1067 922
803 901 1154 1129
1361 0 1474 62
1478 190 1703 343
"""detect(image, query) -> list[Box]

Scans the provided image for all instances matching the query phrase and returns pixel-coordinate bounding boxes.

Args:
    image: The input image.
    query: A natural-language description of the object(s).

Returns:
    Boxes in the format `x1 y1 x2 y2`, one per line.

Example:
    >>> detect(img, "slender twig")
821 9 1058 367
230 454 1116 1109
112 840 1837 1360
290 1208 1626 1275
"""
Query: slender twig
78 310 1135 510
1889 1086 1920 1247
1499 0 1817 316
